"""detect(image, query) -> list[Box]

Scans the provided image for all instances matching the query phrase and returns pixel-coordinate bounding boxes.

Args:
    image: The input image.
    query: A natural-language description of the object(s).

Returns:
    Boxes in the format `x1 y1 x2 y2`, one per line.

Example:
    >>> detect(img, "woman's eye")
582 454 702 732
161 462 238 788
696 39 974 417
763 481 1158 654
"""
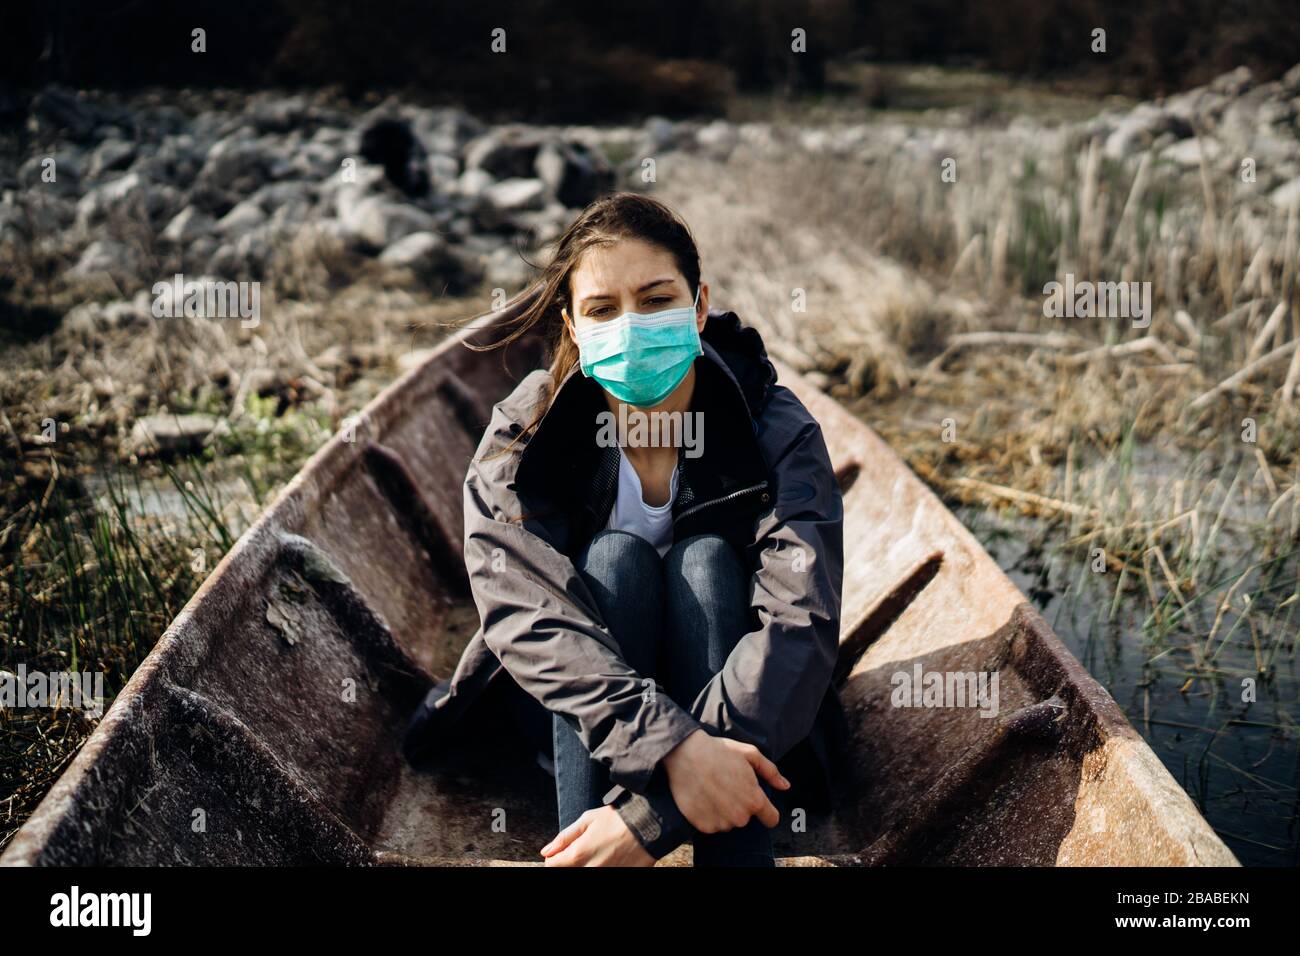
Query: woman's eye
583 296 673 318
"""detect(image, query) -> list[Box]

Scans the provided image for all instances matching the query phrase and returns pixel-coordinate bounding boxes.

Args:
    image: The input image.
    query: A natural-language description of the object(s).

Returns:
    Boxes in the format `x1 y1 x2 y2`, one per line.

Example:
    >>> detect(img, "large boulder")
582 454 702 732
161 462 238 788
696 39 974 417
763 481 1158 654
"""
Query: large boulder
535 139 615 208
358 117 430 197
464 126 546 180
341 195 437 248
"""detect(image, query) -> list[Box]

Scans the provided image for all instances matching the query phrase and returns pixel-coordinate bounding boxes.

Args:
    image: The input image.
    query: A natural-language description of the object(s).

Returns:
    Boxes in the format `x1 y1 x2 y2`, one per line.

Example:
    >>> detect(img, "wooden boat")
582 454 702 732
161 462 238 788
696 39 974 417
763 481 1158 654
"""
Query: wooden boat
1 293 1239 867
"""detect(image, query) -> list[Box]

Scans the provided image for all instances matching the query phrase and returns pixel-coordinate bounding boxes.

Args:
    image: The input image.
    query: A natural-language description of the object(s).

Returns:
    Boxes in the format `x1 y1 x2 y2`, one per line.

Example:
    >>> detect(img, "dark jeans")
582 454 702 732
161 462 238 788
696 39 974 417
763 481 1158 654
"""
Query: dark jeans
552 529 780 866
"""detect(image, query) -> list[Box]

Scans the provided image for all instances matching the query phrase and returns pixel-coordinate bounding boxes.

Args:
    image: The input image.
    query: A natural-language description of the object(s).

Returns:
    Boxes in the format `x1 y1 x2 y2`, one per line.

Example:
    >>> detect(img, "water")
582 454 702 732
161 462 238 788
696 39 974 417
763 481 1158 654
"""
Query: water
959 504 1299 867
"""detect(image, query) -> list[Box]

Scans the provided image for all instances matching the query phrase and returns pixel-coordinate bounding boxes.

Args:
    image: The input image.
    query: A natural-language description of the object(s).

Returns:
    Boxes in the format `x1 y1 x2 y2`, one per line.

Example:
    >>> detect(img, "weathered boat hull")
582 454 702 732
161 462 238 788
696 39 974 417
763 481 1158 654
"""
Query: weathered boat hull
1 301 1238 866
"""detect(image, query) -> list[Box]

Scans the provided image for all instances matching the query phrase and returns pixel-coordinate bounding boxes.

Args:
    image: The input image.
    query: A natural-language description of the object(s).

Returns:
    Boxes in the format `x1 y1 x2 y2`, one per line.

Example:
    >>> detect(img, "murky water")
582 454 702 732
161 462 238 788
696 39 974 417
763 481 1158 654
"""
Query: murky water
81 469 261 536
958 504 1299 867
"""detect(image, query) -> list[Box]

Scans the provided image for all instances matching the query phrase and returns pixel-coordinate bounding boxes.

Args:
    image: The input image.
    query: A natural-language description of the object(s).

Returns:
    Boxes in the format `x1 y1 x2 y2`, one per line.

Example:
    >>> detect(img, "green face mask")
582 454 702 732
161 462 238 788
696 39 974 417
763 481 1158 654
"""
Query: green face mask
572 285 703 407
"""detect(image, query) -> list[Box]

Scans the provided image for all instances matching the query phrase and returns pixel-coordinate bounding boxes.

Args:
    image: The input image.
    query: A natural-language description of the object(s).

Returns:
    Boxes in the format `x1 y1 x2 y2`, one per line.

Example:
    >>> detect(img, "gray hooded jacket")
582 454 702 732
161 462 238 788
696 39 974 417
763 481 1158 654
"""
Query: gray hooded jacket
404 308 847 859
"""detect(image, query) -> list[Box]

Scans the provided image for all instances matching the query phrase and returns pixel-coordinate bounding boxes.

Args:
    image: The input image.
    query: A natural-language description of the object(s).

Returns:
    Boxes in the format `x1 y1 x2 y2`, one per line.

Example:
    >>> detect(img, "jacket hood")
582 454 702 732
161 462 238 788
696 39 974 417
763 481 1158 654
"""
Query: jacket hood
696 307 779 418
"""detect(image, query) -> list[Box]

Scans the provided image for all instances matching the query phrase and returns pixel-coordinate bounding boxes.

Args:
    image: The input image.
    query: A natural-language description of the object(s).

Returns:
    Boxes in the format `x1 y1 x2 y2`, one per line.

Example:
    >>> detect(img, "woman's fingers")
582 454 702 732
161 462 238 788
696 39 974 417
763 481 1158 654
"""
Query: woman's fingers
742 745 791 791
750 784 781 828
545 841 589 867
540 812 591 857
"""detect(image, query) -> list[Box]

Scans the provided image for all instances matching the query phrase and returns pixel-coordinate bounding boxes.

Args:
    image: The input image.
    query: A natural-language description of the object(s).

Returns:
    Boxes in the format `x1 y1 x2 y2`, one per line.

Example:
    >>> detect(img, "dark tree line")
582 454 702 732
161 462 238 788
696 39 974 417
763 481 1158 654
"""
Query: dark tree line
1 0 1297 120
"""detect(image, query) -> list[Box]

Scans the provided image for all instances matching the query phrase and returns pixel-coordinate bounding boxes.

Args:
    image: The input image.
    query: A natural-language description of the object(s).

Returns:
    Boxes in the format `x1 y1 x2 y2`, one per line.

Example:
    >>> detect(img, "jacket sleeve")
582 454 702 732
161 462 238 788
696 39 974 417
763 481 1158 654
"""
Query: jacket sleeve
463 401 704 796
605 387 845 858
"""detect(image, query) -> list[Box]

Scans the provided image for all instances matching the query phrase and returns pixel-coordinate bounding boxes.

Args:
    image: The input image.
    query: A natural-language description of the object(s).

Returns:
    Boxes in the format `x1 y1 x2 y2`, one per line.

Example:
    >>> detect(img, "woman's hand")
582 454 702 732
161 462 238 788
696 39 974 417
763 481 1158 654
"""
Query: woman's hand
540 806 657 867
662 729 790 833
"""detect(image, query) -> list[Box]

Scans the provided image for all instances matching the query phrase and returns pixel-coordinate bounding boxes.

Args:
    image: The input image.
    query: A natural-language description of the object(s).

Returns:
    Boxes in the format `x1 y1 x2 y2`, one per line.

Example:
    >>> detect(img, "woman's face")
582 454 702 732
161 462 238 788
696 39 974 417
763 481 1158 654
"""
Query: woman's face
561 238 707 343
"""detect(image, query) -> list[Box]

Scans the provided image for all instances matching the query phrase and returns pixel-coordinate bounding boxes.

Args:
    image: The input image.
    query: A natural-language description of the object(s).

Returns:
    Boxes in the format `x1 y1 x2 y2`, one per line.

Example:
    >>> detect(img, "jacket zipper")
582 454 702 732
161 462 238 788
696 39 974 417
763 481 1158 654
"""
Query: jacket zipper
673 480 769 527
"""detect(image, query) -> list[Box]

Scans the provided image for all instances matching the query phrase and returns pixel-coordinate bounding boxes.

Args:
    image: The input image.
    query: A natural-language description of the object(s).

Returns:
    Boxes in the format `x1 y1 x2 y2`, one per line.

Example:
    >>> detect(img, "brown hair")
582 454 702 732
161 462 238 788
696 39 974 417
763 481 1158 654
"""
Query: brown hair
466 191 702 459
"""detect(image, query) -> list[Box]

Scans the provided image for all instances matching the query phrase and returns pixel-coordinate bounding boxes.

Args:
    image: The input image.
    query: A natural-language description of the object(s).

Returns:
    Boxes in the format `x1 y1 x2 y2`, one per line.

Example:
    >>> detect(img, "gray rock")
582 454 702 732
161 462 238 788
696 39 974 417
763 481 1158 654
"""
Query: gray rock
485 244 537 291
1283 63 1300 95
251 181 317 208
642 116 688 153
358 116 430 196
341 194 436 248
408 106 485 157
453 167 494 200
506 202 570 244
696 119 740 158
69 239 142 282
1209 66 1254 97
379 231 447 267
535 139 614 208
464 126 546 179
427 152 460 189
1103 104 1189 159
378 232 481 292
75 172 147 227
216 199 268 235
482 177 546 213
197 138 274 194
88 139 137 179
162 207 216 243
1161 137 1222 167
29 86 124 142
1271 177 1300 209
245 93 314 134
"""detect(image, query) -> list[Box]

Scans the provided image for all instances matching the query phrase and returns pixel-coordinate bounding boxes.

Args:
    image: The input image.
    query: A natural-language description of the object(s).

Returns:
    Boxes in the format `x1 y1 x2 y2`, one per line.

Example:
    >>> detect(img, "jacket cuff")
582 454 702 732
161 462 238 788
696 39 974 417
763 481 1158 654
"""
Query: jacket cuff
606 701 701 794
605 771 693 861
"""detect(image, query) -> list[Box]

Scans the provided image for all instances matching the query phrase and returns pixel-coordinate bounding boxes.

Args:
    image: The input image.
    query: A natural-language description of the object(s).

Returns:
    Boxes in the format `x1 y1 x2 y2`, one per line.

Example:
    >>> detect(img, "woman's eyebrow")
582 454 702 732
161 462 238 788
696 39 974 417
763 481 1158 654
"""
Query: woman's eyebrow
578 277 678 309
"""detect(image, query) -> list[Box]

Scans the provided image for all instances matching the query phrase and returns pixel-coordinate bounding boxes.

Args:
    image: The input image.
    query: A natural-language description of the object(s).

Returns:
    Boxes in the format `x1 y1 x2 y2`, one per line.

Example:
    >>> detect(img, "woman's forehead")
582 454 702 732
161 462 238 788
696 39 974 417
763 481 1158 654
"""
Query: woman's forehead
569 240 682 299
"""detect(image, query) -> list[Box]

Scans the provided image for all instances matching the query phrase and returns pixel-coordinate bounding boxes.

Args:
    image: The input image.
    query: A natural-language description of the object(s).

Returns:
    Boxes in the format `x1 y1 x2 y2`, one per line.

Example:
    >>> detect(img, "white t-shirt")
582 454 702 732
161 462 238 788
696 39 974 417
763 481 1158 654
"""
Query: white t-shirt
604 446 679 557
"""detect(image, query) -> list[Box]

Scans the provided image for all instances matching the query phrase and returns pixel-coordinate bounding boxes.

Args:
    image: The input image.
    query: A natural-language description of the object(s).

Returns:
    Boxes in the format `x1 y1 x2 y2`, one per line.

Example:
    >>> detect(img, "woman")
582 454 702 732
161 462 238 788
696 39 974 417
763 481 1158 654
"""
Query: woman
403 192 847 866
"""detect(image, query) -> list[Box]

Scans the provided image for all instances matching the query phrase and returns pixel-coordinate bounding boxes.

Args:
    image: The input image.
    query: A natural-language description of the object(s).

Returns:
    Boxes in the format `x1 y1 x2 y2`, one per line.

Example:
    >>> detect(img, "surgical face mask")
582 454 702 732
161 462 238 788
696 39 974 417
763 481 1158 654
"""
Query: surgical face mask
569 285 702 407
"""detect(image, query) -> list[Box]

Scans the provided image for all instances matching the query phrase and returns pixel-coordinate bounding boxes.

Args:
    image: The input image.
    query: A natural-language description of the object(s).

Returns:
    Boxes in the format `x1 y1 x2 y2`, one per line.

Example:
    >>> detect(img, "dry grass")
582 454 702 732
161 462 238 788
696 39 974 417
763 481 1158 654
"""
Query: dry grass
661 117 1299 678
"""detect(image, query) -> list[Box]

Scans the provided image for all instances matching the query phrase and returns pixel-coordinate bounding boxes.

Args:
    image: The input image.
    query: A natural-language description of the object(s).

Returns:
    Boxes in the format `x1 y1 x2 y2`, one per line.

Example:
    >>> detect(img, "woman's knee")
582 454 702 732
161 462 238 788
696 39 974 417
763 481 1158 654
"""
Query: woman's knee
580 529 662 581
663 534 747 594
